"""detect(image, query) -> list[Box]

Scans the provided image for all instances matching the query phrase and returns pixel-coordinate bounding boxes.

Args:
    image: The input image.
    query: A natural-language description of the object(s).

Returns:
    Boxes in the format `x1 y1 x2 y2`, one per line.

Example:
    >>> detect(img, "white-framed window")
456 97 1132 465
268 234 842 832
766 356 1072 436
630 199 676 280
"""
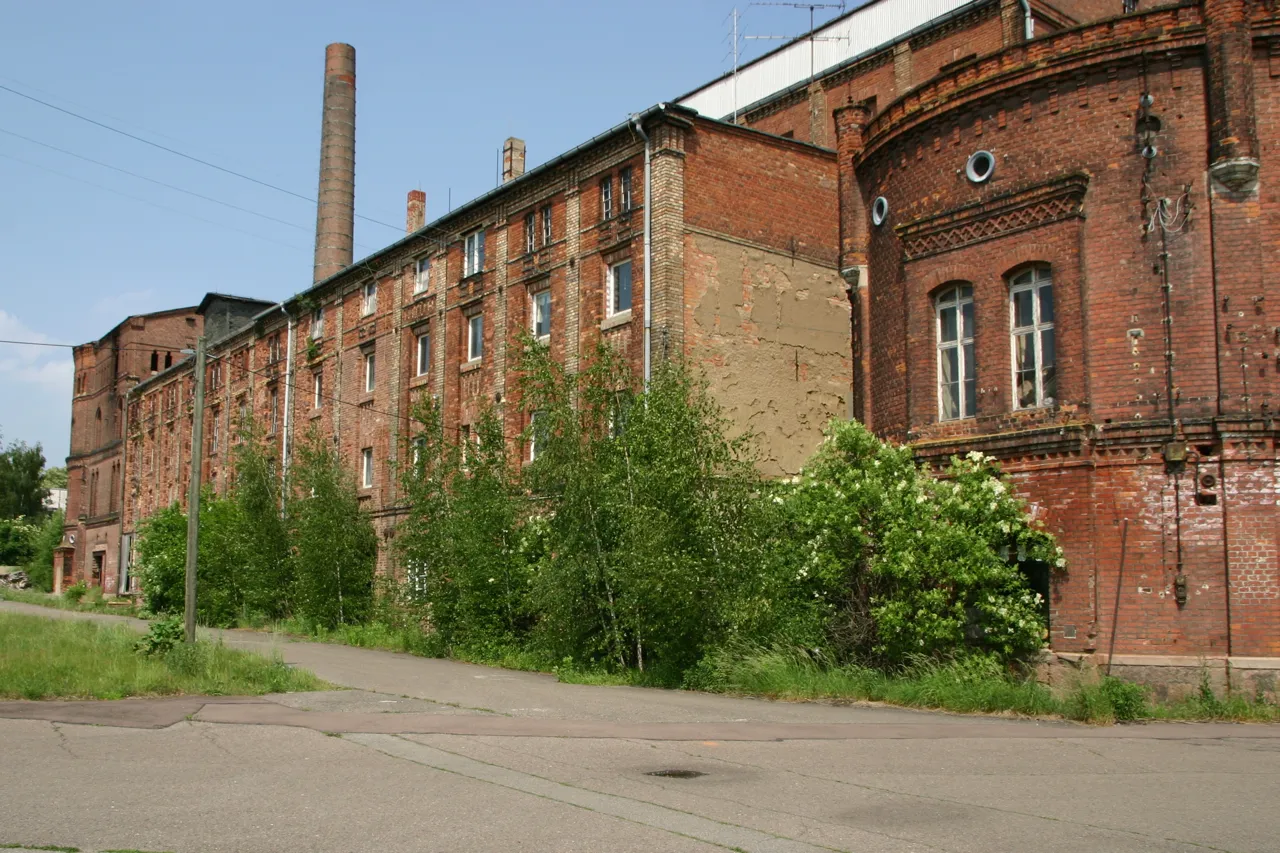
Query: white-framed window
414 257 430 294
313 371 323 409
600 177 613 221
210 410 220 452
524 212 536 254
361 447 374 489
411 436 426 468
364 351 376 393
607 259 633 317
620 167 633 212
310 306 324 339
467 313 483 362
529 410 545 461
936 284 976 421
541 205 553 246
1010 266 1056 409
416 332 431 377
464 229 485 277
269 387 279 434
532 289 551 340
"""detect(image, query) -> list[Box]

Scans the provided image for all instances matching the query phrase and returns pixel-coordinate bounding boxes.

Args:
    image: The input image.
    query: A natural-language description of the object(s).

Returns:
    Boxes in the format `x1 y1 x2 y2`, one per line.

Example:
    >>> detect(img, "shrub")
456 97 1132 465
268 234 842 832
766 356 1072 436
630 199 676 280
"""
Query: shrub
288 429 377 629
24 509 63 591
398 402 529 653
517 343 773 681
63 581 87 603
778 421 1056 668
136 615 185 656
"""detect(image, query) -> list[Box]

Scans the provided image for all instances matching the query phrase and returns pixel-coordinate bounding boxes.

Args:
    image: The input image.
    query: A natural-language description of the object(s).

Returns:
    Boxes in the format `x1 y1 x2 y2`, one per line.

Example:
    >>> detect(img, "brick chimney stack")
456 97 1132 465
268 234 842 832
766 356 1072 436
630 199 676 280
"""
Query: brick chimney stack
406 190 426 233
313 43 357 284
502 137 526 183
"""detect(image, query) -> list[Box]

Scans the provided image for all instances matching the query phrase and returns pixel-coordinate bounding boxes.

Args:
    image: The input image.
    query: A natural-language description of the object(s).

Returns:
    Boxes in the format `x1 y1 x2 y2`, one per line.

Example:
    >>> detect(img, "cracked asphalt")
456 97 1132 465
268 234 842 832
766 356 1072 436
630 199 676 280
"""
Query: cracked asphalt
2 600 1277 853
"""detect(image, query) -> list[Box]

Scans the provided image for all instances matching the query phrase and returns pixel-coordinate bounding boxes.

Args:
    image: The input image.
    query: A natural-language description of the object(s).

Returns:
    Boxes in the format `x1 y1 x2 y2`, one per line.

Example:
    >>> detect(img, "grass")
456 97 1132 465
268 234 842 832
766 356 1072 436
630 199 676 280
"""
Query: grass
0 612 329 700
216 612 1280 725
0 586 141 616
690 646 1280 725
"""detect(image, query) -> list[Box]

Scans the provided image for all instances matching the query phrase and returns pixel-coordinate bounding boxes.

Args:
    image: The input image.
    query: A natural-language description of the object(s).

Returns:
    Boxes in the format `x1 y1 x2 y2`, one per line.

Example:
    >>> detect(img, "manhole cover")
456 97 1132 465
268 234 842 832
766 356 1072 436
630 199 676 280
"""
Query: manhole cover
646 769 706 779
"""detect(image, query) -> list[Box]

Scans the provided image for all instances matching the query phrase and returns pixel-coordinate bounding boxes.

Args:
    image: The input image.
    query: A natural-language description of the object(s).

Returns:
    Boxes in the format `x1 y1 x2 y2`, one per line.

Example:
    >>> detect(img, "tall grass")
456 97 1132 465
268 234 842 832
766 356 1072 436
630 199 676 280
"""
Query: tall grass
0 612 327 700
0 587 141 616
688 645 1279 724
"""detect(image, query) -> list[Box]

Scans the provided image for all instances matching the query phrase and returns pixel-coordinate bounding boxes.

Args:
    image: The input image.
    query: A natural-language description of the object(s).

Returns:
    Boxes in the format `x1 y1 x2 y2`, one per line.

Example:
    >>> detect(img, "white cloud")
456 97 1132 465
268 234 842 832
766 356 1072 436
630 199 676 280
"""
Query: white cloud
0 309 74 461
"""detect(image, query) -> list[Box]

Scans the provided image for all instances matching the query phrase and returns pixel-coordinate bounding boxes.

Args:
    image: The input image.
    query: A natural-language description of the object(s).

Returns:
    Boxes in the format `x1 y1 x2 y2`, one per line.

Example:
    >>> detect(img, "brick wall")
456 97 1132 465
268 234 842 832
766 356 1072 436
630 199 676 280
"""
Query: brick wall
842 4 1280 658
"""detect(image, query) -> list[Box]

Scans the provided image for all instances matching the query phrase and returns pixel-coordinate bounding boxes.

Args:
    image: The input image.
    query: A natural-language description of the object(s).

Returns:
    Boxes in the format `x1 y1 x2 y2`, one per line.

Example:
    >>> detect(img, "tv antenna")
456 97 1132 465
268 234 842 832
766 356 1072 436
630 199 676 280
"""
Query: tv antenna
745 2 849 83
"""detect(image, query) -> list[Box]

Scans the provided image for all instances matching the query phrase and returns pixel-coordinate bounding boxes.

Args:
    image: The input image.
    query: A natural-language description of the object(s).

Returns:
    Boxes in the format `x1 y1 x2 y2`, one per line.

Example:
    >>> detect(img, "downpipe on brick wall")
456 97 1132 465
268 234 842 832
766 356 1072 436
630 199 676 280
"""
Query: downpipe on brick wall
282 308 295 492
631 110 655 390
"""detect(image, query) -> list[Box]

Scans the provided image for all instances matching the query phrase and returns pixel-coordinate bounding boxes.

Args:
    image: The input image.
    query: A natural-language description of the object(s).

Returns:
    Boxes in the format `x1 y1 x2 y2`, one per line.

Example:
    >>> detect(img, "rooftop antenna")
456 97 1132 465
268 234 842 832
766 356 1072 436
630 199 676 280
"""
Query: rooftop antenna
722 7 744 122
746 2 848 82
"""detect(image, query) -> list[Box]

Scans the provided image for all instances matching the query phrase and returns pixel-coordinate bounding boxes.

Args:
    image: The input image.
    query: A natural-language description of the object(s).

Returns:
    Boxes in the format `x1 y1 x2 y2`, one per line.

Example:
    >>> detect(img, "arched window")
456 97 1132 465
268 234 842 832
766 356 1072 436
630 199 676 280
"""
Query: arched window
936 284 975 420
1009 266 1056 409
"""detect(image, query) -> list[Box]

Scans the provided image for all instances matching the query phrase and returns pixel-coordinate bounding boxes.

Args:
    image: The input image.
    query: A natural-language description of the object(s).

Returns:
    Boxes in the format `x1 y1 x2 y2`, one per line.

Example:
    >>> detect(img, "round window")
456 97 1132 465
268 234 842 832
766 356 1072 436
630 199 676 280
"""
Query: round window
965 150 995 184
871 196 889 226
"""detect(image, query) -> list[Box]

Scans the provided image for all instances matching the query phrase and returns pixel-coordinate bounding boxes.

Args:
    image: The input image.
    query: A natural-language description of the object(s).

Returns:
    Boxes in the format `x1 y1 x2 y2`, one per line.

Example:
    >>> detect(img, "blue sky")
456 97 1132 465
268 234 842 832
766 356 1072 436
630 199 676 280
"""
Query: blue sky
0 0 845 463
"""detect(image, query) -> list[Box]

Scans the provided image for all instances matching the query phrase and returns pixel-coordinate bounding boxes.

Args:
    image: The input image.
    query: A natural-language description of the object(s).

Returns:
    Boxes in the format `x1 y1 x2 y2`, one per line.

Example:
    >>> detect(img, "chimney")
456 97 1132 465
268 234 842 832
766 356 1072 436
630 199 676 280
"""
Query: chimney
313 43 357 284
502 137 526 183
406 190 426 233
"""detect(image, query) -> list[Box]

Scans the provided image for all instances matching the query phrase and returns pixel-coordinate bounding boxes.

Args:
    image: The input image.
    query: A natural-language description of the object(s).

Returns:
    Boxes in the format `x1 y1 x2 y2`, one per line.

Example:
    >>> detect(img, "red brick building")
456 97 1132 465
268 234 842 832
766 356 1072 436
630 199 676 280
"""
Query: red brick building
61 296 270 593
120 106 850 573
831 0 1280 686
74 0 1277 683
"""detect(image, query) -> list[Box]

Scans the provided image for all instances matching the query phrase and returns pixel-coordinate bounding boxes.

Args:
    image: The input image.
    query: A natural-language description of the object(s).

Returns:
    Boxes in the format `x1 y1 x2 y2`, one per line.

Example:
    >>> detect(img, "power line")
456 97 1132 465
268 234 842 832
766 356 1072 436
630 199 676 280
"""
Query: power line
0 151 310 251
0 126 310 234
0 125 378 252
0 81 403 233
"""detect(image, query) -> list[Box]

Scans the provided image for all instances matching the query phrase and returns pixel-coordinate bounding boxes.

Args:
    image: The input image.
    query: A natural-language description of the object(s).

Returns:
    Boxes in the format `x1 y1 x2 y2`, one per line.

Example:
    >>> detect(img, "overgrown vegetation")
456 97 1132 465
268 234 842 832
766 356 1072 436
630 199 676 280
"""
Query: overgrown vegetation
0 432 60 590
133 418 376 629
0 612 326 700
123 351 1277 724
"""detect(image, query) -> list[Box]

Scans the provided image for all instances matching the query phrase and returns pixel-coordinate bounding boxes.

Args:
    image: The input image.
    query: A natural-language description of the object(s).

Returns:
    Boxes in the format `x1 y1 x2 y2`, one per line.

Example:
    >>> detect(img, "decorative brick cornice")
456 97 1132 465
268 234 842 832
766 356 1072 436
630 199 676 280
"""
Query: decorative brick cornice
896 173 1089 261
861 4 1204 162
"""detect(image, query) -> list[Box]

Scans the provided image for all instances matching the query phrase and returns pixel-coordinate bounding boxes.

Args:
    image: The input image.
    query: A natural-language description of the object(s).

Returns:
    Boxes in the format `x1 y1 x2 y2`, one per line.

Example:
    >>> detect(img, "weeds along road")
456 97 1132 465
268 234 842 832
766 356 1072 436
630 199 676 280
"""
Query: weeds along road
2 600 1278 853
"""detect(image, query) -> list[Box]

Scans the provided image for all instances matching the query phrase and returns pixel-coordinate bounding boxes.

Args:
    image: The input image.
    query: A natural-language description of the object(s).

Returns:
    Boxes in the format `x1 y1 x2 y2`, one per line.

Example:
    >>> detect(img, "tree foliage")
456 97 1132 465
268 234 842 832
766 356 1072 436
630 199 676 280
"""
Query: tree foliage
780 421 1056 665
0 438 47 520
288 429 377 629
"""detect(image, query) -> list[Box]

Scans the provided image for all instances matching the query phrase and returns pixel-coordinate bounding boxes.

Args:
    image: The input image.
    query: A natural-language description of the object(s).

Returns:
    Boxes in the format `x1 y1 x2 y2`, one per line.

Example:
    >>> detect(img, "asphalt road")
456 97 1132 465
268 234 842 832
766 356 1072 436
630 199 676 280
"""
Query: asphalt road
2 600 1277 853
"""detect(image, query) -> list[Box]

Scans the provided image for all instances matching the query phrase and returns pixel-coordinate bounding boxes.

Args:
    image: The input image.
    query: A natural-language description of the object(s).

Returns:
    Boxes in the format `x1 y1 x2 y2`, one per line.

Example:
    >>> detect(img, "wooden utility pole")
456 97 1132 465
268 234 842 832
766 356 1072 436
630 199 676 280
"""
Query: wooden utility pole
183 335 206 644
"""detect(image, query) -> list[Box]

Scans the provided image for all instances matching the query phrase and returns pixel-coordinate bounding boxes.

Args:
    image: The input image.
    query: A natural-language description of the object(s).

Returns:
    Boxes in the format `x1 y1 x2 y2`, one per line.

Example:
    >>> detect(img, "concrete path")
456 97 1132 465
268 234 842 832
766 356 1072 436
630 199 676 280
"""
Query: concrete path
2 600 1278 853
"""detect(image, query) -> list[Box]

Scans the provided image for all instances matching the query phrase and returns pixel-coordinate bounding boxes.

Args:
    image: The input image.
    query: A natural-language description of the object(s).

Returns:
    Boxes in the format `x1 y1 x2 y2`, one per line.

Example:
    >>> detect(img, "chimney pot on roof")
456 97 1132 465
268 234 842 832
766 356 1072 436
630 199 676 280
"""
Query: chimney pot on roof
406 190 426 233
502 137 526 183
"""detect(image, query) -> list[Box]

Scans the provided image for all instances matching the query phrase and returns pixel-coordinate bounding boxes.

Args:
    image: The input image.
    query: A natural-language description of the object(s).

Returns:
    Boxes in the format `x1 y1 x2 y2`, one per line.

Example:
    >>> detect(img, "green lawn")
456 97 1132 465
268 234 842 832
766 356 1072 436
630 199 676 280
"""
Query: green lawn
0 612 328 700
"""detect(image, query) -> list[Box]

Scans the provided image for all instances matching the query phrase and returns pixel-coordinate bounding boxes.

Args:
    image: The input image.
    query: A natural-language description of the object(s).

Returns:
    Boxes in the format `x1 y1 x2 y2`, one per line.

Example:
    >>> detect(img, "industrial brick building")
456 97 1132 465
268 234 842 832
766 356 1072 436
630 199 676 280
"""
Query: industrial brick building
61 0 1279 681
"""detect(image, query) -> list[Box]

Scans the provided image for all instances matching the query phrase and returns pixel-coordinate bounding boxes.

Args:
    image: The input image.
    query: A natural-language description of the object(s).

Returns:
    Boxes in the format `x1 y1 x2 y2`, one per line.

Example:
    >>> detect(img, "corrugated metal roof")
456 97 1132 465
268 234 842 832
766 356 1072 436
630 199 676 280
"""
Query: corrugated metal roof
676 0 977 121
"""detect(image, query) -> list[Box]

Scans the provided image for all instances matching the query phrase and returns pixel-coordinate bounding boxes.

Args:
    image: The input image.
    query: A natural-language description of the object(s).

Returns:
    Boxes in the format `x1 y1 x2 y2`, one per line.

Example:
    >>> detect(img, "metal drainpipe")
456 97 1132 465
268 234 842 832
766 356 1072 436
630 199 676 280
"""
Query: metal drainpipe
1020 0 1033 40
274 305 295 492
631 111 654 390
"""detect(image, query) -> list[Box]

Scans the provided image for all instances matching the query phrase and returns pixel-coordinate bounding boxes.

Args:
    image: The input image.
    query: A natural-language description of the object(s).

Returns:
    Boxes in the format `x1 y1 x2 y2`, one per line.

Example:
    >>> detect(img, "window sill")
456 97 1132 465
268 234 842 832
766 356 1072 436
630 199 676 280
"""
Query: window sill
460 359 483 374
309 409 322 420
534 334 551 346
601 310 632 332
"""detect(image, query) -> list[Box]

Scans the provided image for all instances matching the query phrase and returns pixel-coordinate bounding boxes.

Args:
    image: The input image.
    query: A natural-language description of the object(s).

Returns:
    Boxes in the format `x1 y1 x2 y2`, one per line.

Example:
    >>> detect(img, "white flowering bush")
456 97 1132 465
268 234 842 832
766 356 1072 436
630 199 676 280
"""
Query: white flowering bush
780 421 1056 666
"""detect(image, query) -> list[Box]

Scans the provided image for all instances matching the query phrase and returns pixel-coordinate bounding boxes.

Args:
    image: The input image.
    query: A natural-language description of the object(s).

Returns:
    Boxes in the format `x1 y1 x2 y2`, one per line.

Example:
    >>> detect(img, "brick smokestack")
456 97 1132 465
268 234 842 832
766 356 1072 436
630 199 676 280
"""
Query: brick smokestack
502 137 526 183
313 43 356 284
406 189 425 233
